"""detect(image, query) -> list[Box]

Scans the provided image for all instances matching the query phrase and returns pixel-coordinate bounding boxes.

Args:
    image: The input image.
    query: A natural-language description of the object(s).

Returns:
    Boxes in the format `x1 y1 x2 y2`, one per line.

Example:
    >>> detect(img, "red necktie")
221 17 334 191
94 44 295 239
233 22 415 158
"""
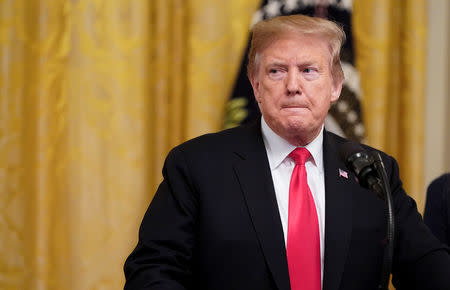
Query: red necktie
287 147 321 290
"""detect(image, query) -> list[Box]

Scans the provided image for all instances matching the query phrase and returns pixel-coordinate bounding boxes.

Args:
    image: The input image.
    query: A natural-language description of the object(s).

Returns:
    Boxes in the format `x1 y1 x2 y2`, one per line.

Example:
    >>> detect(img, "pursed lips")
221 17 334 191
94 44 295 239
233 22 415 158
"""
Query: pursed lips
281 104 309 110
280 104 310 115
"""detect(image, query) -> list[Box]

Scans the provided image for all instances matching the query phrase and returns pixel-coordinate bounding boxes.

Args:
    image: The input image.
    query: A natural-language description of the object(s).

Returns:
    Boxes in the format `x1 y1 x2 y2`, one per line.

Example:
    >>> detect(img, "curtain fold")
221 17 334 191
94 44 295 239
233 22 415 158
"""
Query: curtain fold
186 0 260 139
0 0 259 288
353 0 427 212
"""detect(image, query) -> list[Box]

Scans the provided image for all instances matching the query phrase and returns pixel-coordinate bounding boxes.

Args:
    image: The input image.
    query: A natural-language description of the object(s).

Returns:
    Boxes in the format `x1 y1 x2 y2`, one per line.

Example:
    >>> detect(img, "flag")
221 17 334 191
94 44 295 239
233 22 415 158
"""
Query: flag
224 0 365 142
339 168 349 179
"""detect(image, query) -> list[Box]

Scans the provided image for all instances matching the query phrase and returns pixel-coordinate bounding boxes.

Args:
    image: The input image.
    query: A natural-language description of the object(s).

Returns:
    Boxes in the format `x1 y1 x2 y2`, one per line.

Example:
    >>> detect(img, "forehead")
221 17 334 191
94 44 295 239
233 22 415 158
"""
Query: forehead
259 33 332 64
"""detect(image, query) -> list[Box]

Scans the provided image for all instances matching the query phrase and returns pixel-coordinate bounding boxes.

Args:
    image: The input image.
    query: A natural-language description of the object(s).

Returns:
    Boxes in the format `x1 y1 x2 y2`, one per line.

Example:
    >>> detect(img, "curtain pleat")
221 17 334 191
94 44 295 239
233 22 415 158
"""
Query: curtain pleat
354 0 427 212
0 0 259 288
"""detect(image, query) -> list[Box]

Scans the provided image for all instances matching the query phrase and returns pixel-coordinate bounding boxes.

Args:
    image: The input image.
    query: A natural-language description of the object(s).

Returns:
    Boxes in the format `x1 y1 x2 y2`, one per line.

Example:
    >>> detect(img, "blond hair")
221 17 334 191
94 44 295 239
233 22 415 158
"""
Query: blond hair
247 14 346 83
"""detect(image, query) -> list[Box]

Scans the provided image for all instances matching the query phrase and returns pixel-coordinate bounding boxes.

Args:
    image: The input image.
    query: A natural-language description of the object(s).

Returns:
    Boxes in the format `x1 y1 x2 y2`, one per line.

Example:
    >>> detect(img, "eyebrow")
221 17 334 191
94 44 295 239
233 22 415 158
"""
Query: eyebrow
266 59 317 68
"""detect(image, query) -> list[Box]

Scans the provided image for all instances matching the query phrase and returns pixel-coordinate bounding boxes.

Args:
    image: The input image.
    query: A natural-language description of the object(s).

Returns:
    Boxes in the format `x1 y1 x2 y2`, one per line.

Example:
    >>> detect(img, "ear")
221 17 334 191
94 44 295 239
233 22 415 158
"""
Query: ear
250 76 261 103
330 77 343 103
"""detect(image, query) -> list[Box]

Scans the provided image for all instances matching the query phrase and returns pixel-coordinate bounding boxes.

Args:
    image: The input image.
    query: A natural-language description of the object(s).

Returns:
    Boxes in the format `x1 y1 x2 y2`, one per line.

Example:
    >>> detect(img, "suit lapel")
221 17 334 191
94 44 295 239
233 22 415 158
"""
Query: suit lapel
322 131 354 290
233 121 291 290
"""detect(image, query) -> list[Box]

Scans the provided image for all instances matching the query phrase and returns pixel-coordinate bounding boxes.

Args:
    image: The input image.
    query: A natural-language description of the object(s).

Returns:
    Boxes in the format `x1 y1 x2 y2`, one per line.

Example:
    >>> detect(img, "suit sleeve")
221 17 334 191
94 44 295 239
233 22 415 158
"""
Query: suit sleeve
424 174 450 245
124 146 198 290
384 157 450 289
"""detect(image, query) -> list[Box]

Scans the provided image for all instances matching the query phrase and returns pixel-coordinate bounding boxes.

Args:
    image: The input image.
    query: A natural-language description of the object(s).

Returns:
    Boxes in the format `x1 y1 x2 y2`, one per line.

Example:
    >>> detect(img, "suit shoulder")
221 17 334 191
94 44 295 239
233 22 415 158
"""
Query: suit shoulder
427 173 450 197
180 124 250 149
324 130 397 166
324 130 349 145
167 123 256 160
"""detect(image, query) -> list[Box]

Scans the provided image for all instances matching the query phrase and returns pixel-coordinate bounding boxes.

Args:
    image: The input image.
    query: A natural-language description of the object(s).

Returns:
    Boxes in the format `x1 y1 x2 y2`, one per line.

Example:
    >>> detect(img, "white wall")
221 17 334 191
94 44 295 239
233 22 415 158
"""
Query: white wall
425 0 450 193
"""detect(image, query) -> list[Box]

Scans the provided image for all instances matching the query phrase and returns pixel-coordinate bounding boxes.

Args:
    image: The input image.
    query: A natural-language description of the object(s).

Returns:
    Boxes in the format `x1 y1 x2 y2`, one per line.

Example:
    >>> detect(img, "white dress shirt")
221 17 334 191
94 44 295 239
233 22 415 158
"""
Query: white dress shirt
261 117 326 284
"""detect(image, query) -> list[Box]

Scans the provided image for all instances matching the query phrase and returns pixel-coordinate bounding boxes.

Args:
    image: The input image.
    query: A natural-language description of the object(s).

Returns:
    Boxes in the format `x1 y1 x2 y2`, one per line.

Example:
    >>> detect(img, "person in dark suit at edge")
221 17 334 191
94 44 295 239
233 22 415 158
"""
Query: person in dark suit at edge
124 15 450 290
424 173 450 246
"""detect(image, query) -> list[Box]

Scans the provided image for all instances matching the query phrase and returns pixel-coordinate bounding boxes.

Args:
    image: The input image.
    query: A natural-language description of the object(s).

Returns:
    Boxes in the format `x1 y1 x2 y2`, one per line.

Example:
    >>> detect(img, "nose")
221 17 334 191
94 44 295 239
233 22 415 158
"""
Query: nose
286 69 301 96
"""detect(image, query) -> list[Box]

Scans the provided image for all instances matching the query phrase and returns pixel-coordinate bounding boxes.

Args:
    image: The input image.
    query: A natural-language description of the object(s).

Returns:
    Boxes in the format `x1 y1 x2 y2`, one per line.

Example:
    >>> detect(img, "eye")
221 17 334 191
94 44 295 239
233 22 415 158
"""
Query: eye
269 68 284 75
302 67 319 80
268 67 285 80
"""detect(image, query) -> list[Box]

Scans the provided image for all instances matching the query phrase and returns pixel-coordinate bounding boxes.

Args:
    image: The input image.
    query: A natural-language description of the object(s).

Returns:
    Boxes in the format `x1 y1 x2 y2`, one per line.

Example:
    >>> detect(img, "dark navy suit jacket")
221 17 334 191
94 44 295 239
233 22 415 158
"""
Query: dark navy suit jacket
124 120 450 290
424 173 450 246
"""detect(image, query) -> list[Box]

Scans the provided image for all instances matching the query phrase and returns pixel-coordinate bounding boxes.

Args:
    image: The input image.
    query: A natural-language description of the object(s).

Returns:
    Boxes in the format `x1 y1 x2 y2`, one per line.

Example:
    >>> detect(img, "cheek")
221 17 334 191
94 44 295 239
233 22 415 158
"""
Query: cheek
261 83 283 100
308 82 332 99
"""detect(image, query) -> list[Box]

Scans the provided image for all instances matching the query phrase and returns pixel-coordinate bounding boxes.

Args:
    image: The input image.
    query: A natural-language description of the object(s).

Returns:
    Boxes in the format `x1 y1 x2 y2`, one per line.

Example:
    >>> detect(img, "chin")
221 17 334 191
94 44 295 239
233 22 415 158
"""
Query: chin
284 118 311 132
283 120 320 140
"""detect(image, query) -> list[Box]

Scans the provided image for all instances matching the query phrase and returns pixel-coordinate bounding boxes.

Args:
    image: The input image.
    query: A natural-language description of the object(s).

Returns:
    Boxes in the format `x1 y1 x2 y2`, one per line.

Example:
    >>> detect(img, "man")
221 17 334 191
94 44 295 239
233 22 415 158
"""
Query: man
424 173 450 245
124 15 450 290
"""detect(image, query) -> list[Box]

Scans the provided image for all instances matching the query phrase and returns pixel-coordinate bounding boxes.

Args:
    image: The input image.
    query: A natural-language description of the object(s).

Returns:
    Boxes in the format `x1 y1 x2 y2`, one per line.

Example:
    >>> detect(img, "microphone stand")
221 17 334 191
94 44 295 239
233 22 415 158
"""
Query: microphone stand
369 152 395 290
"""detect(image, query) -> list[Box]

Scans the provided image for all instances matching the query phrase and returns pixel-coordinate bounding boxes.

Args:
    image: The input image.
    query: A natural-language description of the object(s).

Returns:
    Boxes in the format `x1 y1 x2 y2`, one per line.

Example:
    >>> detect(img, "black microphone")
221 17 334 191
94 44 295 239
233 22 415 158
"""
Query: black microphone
340 141 394 290
340 142 384 197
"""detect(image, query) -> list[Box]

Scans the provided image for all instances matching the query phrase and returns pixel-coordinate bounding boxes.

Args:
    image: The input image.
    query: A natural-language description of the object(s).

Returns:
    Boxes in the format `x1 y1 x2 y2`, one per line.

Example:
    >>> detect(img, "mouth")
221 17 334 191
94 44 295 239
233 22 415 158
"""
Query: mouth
282 105 309 111
280 107 310 116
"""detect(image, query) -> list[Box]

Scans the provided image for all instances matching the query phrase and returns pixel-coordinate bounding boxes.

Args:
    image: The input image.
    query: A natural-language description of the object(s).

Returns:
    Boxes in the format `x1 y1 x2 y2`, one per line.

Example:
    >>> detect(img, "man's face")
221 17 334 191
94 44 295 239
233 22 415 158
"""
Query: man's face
250 33 342 146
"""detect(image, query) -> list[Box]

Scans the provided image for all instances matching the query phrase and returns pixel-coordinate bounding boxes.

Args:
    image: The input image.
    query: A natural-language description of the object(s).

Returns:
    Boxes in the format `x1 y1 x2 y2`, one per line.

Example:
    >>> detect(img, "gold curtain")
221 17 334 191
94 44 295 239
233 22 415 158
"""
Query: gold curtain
353 0 427 212
0 0 259 289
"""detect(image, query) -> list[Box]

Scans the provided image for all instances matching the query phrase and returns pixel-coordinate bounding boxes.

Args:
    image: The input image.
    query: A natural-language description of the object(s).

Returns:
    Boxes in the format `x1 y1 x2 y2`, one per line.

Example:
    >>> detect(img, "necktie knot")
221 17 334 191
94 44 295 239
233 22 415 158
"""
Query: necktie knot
289 147 311 166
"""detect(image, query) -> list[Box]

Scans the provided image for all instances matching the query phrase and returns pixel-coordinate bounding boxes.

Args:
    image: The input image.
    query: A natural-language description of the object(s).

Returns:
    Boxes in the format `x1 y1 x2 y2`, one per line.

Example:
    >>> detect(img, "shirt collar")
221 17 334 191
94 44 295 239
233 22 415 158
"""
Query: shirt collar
261 117 324 173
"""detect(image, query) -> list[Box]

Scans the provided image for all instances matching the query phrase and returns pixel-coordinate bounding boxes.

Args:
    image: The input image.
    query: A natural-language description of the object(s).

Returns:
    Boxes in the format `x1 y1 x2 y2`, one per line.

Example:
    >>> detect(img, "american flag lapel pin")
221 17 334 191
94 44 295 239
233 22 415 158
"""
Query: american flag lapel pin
339 168 348 179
